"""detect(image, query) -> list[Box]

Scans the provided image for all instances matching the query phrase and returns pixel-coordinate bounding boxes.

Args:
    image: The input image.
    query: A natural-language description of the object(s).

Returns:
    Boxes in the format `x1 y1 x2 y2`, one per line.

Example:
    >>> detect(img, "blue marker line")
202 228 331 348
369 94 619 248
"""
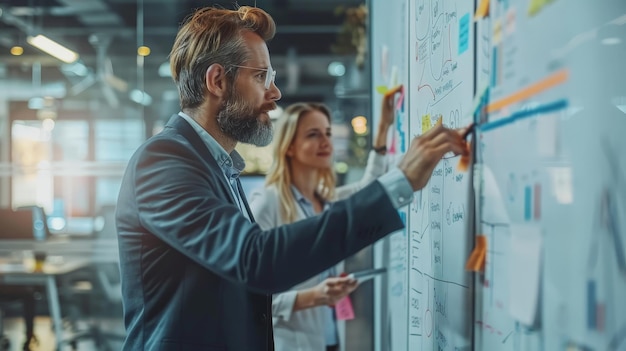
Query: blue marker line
479 99 569 133
472 86 490 118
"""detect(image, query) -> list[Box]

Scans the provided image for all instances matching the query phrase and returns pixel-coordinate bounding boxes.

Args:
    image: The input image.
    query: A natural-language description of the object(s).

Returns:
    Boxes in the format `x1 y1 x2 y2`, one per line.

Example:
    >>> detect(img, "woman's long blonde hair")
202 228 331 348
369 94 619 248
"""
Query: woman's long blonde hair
265 103 336 223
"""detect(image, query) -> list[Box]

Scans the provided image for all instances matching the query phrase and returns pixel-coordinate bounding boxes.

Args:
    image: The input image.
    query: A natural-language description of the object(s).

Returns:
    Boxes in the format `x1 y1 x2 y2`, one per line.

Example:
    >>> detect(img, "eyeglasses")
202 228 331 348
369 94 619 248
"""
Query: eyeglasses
230 65 276 90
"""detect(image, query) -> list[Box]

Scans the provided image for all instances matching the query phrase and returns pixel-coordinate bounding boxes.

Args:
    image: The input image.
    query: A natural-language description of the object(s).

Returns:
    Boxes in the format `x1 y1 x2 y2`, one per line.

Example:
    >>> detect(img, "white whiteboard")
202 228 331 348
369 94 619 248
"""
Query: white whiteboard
370 1 626 350
370 1 410 350
407 0 475 350
475 1 626 350
371 0 475 350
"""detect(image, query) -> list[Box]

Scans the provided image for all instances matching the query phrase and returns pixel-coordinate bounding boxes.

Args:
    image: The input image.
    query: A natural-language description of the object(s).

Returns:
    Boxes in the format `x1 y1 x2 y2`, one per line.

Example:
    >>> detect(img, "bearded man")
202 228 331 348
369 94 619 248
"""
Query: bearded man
115 6 469 351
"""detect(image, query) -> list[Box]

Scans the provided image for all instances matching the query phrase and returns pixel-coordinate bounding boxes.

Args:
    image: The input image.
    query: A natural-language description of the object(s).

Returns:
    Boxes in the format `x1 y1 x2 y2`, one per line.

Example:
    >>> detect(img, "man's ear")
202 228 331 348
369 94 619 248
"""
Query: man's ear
205 64 228 98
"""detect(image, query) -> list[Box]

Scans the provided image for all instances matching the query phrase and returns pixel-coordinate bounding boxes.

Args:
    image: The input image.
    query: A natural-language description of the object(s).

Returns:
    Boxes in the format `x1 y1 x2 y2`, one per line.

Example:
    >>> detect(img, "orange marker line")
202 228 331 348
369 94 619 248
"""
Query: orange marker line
486 69 569 113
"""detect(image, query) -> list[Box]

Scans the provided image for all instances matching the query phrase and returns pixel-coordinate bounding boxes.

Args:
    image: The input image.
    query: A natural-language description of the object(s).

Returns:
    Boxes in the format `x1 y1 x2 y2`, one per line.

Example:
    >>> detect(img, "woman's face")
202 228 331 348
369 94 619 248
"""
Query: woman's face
287 110 333 171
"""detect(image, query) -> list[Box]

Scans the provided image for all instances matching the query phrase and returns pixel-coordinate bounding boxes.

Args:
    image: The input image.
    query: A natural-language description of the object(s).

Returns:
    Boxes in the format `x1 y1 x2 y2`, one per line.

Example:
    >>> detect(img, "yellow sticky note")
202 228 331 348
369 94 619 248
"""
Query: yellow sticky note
528 0 542 16
528 0 547 17
465 235 487 272
422 114 431 133
494 19 503 45
384 84 403 98
474 0 489 21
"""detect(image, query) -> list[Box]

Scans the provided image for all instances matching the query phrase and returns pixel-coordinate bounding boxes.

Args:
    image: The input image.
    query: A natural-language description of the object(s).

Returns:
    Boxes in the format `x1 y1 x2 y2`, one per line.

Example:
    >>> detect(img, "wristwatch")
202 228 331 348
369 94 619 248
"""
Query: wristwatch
373 145 387 155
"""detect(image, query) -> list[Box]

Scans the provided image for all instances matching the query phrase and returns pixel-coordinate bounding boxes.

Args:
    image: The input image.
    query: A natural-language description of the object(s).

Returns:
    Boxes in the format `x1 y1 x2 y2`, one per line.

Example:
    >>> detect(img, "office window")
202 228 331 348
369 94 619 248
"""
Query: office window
94 119 144 161
11 120 53 209
94 119 144 209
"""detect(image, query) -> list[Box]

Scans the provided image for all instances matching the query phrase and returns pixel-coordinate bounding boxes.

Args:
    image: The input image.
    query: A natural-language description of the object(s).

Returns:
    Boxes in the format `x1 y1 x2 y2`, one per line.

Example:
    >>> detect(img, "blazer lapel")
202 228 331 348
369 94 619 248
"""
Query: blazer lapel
165 114 238 206
236 178 255 223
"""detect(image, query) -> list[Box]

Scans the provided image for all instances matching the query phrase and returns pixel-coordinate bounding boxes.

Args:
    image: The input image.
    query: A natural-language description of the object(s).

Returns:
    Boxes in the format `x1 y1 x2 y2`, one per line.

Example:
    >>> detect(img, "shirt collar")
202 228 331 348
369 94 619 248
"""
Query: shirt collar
290 186 329 209
178 112 245 179
291 185 308 205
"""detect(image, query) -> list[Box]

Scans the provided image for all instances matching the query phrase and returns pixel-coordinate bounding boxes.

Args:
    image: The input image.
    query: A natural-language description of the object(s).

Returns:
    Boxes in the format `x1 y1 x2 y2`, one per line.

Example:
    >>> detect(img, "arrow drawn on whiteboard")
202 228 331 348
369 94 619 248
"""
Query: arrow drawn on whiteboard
418 84 436 100
417 64 436 100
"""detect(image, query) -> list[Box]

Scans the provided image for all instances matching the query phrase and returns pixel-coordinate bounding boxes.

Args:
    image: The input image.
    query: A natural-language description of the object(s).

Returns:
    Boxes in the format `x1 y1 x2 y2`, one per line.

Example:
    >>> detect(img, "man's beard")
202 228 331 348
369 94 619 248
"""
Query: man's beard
216 88 275 147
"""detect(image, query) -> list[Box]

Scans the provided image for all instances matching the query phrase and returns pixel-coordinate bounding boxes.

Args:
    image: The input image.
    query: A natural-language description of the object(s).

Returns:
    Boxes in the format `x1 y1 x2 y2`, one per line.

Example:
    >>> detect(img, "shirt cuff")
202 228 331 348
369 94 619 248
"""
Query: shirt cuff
377 167 414 208
272 290 298 322
363 150 387 177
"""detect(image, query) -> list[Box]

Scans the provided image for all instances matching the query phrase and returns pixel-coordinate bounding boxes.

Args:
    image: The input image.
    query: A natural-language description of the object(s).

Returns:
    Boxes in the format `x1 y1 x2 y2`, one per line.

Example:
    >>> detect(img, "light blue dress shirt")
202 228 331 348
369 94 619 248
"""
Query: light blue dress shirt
178 112 250 221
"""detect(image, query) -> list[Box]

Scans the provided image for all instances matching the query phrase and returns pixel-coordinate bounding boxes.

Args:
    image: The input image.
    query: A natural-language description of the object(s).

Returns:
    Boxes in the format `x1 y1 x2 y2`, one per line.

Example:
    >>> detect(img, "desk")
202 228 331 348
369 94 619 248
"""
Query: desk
0 258 88 351
0 237 120 264
0 239 118 351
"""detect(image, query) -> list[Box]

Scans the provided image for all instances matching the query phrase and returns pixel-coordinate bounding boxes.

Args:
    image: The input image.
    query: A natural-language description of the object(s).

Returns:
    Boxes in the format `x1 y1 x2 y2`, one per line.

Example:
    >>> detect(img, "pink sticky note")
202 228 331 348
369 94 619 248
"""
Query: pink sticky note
335 296 355 321
388 131 396 155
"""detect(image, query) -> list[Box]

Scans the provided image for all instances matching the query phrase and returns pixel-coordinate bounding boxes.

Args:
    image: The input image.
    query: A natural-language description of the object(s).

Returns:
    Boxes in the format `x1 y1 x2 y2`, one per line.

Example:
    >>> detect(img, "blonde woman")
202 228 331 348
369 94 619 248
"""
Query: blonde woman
249 86 402 351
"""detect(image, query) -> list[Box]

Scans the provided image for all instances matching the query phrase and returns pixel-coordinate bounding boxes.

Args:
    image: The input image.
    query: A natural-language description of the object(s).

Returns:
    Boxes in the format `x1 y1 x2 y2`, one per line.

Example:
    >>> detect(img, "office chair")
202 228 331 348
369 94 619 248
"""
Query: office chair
60 205 125 351
59 265 124 351
0 206 44 351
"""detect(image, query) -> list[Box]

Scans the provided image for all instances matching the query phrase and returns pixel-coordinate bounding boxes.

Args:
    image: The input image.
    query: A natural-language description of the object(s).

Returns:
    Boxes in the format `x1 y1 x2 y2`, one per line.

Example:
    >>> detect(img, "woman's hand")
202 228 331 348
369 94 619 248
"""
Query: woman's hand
293 275 358 311
374 85 403 152
314 276 358 306
380 85 403 130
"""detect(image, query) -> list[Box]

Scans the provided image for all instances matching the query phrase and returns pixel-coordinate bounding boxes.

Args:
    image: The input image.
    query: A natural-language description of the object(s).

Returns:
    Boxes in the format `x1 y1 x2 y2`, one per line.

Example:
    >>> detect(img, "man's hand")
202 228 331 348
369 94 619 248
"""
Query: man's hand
398 123 471 191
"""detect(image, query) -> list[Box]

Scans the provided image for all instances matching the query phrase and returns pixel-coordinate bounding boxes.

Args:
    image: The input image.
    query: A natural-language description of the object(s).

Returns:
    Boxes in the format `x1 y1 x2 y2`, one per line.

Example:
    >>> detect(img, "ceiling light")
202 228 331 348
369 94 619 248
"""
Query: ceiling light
137 46 151 56
27 34 79 63
10 46 23 56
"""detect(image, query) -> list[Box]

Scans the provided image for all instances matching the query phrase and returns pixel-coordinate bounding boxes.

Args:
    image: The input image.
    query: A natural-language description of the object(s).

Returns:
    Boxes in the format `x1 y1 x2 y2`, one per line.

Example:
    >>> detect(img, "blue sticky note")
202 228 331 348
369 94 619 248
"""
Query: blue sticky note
459 13 470 55
524 186 532 221
491 46 498 87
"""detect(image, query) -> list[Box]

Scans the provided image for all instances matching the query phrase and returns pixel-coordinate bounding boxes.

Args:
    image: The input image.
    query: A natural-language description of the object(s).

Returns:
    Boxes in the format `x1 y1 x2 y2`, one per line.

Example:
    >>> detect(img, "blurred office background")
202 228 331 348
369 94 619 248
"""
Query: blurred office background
0 0 378 350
